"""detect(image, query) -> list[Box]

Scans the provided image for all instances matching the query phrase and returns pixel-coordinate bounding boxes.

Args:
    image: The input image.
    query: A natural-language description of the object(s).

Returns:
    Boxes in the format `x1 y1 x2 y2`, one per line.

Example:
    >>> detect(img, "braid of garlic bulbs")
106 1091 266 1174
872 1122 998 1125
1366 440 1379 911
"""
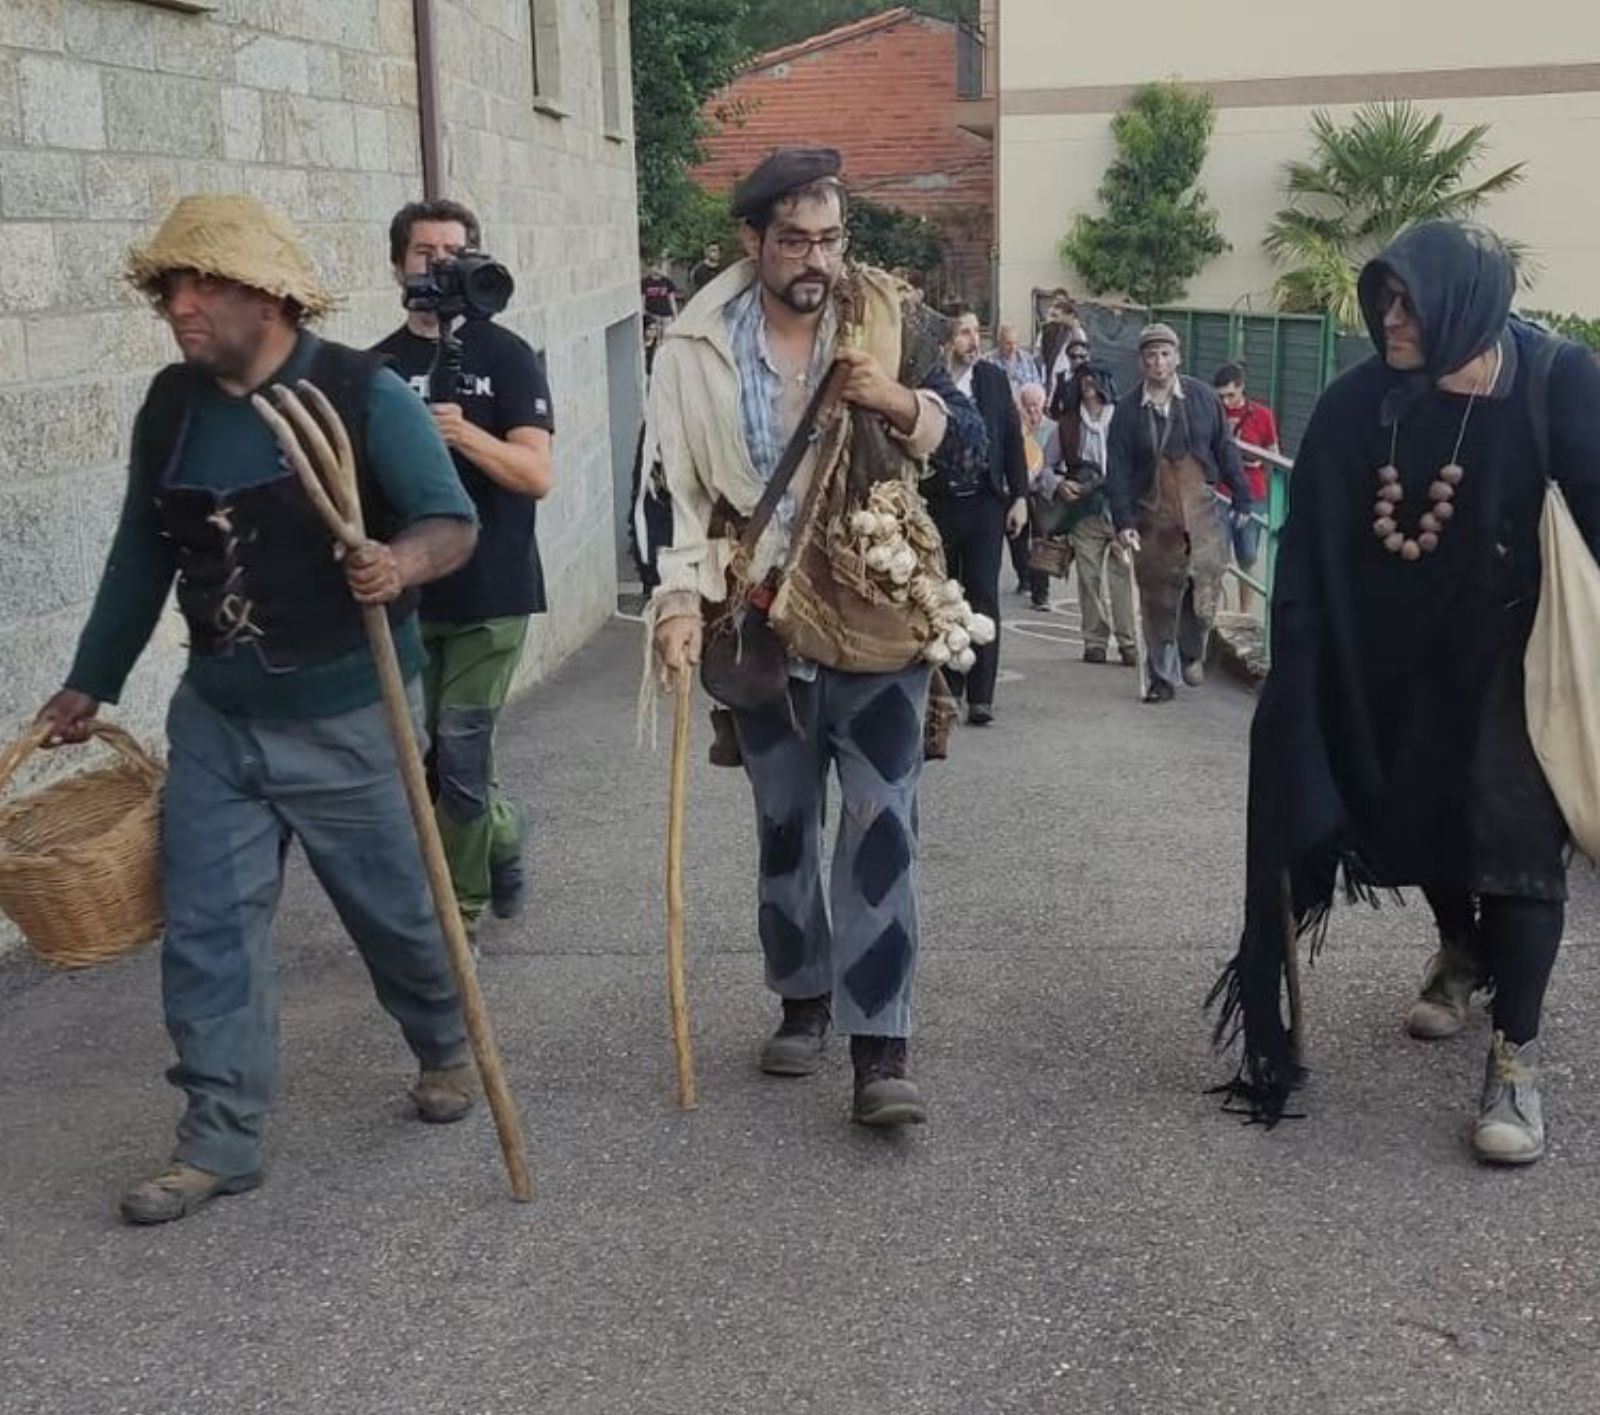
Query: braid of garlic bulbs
848 481 996 672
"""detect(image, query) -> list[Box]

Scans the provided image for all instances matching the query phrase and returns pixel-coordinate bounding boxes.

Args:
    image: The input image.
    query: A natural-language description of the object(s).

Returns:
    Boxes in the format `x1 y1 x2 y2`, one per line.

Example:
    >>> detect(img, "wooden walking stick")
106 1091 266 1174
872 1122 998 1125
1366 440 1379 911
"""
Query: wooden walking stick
664 666 698 1109
1121 540 1149 701
253 380 533 1203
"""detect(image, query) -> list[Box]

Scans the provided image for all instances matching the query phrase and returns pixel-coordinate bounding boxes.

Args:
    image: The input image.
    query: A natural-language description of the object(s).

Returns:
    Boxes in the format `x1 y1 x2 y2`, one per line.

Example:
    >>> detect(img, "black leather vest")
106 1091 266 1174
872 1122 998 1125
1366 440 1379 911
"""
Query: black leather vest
141 340 416 673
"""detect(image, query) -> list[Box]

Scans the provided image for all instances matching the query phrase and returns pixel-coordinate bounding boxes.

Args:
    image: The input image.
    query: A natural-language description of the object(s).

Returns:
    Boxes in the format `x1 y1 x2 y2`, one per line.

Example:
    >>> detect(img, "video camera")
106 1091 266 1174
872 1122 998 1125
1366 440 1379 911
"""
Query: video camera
403 250 515 403
402 249 514 322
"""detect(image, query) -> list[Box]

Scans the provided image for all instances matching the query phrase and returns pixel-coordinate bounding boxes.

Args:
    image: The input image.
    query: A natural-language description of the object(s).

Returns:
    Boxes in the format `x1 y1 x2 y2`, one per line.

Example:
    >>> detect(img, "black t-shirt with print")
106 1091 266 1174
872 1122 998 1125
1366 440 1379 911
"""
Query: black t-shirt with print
373 318 556 623
641 273 678 317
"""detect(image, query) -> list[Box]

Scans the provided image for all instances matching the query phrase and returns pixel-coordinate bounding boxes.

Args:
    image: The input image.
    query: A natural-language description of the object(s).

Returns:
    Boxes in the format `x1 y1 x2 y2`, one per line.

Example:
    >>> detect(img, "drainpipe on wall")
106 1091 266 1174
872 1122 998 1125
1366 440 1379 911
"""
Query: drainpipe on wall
413 0 444 199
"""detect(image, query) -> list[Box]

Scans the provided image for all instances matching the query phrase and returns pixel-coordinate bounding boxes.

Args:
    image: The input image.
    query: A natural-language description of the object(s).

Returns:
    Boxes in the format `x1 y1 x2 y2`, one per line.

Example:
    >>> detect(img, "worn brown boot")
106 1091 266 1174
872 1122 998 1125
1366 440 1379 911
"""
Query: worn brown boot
759 995 832 1076
850 1036 927 1127
119 1162 262 1226
411 1063 477 1124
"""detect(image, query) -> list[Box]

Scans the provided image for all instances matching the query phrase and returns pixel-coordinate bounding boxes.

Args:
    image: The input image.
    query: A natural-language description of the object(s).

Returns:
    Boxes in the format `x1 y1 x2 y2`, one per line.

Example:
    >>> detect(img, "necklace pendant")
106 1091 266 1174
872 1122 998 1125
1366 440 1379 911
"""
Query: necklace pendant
1400 538 1422 562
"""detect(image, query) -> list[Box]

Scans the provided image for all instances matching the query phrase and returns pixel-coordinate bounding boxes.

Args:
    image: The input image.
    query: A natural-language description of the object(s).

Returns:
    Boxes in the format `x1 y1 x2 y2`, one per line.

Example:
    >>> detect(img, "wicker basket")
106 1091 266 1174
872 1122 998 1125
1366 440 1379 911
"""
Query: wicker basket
0 722 164 969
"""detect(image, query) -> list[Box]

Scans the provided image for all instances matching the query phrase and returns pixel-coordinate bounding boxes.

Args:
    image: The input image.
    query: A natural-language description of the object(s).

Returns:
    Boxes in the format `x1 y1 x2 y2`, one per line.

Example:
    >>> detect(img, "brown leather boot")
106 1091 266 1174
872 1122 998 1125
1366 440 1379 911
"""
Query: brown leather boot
850 1036 927 1127
759 995 832 1076
119 1162 262 1226
411 1063 477 1123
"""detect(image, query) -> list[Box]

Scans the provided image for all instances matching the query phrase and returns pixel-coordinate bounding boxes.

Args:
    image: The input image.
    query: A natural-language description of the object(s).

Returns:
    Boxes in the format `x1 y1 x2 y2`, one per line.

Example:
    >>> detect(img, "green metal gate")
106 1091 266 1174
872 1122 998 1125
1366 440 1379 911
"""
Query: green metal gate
1034 294 1340 456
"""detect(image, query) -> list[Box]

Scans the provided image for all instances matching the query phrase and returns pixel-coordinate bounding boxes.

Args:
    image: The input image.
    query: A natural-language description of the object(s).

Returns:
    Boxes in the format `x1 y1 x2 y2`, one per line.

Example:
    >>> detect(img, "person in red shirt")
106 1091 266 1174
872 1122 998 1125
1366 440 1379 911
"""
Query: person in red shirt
1213 362 1280 613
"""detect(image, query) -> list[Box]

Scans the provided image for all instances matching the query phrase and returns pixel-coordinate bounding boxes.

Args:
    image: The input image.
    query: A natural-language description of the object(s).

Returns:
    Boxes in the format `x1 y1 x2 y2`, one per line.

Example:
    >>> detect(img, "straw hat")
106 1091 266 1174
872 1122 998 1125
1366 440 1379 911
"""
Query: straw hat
125 194 336 320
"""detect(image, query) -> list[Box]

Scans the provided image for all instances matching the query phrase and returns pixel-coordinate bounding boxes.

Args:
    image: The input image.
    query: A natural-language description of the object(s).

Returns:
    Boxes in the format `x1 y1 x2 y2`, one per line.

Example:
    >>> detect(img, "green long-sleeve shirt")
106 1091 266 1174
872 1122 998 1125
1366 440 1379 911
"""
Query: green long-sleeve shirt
67 334 475 720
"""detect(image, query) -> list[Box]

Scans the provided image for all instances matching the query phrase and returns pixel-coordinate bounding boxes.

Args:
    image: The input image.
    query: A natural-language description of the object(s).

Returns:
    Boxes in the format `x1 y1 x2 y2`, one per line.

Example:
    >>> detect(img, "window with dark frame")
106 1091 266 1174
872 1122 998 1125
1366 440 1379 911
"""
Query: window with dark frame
529 0 564 112
598 0 623 137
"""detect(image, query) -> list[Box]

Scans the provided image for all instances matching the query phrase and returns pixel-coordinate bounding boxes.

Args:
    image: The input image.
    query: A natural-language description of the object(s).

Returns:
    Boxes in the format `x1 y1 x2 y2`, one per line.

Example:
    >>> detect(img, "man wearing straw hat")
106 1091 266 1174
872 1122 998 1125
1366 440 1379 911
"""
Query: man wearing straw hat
35 194 483 1225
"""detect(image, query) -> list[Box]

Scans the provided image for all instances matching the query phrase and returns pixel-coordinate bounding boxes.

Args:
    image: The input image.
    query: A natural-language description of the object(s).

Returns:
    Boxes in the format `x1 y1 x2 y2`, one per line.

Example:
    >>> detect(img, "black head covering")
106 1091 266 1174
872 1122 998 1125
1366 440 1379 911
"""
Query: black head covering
730 148 843 221
1357 221 1515 419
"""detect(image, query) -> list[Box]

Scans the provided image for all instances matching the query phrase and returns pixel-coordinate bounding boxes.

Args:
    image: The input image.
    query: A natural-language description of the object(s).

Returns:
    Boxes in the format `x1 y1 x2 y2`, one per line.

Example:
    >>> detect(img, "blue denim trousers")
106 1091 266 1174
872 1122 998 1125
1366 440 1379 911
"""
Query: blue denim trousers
159 682 467 1177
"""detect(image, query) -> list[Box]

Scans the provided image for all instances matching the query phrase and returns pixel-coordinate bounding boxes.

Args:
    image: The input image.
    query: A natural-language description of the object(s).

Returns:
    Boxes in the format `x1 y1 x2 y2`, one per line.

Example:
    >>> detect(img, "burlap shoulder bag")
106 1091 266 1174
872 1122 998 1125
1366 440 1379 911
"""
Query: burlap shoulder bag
1524 336 1600 860
767 272 944 674
698 370 844 714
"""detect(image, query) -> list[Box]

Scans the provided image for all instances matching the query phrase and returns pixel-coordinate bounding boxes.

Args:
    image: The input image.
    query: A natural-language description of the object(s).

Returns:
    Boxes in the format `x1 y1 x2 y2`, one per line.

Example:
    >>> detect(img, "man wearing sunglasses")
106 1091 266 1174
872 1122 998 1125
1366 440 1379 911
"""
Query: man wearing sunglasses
647 148 985 1128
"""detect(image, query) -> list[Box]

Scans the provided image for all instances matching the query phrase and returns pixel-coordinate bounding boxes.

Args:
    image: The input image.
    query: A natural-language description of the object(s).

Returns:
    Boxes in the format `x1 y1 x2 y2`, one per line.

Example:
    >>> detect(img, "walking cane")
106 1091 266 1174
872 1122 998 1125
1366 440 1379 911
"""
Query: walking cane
253 381 533 1204
664 667 698 1110
1120 538 1148 701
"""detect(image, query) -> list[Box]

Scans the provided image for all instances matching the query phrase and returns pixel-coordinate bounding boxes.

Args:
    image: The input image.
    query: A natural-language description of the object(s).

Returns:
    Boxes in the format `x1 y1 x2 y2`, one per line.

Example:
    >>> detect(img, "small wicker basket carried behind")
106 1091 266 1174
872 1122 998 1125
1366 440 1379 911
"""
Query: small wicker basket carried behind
0 723 164 969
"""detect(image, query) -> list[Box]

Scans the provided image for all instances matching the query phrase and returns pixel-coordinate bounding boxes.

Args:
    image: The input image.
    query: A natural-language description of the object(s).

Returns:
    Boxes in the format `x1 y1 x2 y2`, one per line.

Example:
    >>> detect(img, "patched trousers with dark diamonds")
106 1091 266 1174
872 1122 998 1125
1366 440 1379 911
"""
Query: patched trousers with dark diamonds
732 663 931 1039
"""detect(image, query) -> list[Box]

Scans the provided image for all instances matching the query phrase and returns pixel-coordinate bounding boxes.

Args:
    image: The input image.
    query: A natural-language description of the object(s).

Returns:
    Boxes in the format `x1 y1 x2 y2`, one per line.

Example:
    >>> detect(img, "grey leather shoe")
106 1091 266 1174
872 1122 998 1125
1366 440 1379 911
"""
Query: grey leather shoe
1406 948 1483 1040
759 996 831 1076
1473 1032 1545 1165
119 1162 262 1226
850 1036 927 1127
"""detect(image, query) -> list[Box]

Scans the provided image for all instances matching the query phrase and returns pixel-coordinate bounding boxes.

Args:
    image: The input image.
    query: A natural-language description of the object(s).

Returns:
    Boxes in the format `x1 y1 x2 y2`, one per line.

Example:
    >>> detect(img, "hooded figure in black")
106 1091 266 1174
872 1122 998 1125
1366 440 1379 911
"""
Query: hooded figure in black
1211 221 1600 1164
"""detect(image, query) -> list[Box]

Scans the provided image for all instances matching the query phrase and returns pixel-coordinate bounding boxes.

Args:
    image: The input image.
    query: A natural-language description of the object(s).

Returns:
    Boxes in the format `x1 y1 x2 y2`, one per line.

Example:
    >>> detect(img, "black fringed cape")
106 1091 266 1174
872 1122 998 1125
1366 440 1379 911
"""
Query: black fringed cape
1211 224 1600 1121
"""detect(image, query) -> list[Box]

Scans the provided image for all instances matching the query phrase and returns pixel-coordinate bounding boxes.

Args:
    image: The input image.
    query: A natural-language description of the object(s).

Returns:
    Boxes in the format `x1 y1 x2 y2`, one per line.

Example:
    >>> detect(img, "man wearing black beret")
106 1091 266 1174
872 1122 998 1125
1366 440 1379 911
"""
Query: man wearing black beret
646 147 987 1128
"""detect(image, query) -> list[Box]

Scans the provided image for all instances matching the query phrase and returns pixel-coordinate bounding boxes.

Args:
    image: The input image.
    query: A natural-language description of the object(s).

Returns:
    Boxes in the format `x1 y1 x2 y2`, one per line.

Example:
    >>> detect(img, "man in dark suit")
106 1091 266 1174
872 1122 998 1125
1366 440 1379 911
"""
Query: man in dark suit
925 312 1029 724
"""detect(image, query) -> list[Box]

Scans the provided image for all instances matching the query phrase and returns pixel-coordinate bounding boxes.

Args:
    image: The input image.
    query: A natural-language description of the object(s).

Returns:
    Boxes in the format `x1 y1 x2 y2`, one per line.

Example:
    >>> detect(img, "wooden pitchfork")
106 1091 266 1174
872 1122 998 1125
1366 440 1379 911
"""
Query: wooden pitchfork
252 380 533 1203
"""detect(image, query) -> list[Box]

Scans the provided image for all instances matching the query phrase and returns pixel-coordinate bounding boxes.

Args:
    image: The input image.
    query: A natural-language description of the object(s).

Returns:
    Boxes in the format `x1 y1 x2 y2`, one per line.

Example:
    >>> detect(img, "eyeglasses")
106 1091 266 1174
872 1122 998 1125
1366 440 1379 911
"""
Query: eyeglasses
1380 286 1417 319
770 231 849 261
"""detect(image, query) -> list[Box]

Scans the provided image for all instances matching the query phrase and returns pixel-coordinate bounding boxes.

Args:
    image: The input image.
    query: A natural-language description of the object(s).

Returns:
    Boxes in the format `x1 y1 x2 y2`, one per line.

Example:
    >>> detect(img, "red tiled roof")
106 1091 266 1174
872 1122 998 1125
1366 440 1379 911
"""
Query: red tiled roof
747 6 935 71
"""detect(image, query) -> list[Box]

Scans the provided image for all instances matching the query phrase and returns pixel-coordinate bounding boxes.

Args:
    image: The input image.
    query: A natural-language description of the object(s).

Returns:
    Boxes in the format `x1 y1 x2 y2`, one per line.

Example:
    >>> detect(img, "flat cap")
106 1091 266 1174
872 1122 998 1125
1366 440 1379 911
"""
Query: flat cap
730 147 843 220
1137 321 1181 350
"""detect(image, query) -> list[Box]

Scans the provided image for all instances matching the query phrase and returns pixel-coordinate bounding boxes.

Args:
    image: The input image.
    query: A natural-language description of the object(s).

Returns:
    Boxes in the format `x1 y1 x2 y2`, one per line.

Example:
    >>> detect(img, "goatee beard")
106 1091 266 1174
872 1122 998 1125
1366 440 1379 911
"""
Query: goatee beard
777 277 829 314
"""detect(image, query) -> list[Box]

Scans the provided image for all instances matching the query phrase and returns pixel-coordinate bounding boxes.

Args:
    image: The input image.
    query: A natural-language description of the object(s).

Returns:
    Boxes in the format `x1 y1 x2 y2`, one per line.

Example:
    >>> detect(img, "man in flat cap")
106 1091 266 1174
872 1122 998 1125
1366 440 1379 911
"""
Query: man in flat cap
36 194 481 1224
647 147 987 1127
1107 322 1252 702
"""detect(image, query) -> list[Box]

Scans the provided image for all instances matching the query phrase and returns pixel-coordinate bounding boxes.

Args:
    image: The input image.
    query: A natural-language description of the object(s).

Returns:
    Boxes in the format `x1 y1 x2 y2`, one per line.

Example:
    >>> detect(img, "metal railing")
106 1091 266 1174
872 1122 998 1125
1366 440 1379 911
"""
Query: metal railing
1224 438 1293 656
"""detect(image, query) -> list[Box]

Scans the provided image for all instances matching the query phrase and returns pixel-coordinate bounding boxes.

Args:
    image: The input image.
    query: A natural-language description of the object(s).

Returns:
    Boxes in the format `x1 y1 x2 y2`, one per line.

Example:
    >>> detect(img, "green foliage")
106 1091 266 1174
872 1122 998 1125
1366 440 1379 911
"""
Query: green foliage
631 0 752 256
848 199 946 277
654 184 741 265
1265 101 1526 328
1060 82 1228 307
1525 310 1600 352
738 0 976 54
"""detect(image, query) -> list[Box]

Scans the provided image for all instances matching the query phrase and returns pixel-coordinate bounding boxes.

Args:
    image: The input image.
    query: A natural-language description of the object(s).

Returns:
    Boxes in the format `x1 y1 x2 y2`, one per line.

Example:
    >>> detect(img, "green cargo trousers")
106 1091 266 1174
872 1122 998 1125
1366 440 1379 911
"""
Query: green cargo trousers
420 617 529 924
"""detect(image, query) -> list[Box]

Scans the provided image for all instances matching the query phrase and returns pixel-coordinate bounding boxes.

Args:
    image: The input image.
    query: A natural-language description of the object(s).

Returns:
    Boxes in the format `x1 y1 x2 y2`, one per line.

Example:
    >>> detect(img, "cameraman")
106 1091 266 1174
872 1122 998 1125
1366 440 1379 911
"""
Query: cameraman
375 199 555 932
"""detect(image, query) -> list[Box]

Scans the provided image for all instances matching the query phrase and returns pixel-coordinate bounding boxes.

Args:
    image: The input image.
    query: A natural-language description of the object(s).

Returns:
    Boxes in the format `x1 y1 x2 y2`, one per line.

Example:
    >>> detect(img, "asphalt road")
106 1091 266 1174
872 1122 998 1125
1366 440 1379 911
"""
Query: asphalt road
3 600 1599 1415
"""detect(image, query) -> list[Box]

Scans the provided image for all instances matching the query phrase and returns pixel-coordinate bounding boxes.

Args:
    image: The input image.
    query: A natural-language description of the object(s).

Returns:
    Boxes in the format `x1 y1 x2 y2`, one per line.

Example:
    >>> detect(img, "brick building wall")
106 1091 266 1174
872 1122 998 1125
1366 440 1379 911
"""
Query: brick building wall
693 9 993 313
0 0 640 956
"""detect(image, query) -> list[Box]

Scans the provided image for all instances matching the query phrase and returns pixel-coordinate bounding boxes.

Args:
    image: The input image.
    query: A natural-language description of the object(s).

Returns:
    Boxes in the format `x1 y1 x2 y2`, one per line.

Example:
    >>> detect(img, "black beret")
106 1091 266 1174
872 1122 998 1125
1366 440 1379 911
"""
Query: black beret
730 147 843 221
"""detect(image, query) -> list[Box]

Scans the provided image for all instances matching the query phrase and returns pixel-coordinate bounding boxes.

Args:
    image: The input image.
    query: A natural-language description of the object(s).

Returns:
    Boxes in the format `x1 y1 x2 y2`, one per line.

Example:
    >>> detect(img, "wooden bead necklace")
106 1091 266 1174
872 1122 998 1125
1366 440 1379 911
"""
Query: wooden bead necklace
1372 344 1501 561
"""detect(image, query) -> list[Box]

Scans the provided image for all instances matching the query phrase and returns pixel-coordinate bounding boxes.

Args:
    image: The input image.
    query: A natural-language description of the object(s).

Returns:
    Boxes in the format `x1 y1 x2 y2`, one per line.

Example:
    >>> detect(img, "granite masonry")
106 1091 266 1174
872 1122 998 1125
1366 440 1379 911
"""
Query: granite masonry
0 0 643 955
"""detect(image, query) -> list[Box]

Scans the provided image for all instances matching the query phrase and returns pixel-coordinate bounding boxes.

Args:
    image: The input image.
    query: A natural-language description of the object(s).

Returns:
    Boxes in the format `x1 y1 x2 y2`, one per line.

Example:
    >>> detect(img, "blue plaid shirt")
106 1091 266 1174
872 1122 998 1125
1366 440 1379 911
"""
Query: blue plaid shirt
727 283 837 550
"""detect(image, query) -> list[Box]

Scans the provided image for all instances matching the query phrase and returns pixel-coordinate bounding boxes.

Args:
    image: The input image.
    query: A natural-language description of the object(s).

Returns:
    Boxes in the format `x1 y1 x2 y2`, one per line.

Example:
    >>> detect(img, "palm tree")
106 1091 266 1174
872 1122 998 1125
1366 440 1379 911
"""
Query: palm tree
1264 102 1526 328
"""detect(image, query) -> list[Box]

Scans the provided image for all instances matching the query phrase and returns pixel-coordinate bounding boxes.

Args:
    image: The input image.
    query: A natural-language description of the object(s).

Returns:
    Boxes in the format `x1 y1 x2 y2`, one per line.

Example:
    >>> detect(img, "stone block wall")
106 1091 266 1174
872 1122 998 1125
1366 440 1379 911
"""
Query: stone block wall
0 0 640 953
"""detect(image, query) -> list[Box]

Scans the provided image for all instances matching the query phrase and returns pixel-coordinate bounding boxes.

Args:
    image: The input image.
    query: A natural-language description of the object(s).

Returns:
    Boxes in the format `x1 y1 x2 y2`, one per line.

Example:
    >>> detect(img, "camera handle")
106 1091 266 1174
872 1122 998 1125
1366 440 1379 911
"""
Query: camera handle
426 315 466 404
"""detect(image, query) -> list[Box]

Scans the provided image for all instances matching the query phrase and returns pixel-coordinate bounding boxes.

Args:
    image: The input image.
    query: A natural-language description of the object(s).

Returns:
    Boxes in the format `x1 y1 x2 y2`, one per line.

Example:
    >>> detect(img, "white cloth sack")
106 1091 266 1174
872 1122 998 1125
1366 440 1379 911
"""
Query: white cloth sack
1525 481 1600 861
